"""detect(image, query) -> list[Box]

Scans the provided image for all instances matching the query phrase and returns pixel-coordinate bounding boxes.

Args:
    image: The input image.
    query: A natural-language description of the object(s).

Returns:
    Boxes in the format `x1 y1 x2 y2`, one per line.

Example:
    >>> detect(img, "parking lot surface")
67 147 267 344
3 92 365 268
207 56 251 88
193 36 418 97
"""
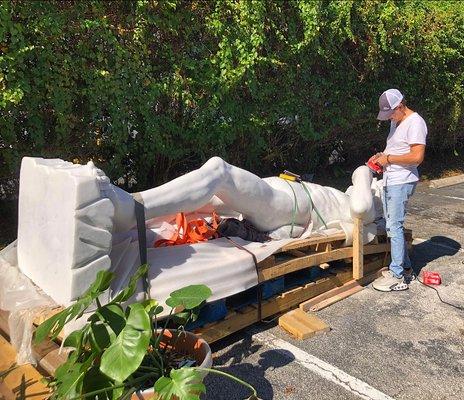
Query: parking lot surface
203 182 464 400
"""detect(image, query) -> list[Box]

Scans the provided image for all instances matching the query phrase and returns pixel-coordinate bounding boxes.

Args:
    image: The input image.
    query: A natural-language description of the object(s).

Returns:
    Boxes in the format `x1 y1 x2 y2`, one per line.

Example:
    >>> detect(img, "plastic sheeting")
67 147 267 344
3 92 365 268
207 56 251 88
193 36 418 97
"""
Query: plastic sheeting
0 219 377 365
0 241 55 364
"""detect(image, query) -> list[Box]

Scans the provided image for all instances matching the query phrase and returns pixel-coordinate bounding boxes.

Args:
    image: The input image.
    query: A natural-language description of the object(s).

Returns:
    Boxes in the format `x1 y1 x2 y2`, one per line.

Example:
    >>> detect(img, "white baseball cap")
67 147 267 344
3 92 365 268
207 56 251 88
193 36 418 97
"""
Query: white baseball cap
377 89 404 120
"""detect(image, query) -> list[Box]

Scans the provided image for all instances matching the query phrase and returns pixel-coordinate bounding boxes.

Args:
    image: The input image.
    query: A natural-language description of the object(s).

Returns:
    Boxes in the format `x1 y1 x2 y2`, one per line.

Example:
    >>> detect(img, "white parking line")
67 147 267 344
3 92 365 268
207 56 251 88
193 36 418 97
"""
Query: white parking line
251 330 395 400
417 191 464 201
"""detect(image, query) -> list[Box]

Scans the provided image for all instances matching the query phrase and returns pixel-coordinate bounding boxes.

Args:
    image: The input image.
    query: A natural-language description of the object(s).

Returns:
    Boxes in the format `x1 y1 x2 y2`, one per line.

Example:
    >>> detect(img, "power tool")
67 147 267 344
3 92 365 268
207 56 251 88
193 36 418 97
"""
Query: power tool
421 271 442 285
366 159 383 175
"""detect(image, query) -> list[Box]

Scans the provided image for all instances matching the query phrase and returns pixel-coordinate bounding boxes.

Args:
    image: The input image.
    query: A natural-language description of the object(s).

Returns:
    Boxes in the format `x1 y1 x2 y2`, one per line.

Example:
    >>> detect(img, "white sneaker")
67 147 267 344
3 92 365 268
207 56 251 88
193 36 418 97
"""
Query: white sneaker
373 270 409 292
382 268 416 283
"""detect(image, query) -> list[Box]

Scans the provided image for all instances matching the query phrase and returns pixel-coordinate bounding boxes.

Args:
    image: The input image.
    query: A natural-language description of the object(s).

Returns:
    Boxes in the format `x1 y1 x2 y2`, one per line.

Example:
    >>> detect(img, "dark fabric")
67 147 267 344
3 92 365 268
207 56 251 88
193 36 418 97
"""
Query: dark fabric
217 218 270 243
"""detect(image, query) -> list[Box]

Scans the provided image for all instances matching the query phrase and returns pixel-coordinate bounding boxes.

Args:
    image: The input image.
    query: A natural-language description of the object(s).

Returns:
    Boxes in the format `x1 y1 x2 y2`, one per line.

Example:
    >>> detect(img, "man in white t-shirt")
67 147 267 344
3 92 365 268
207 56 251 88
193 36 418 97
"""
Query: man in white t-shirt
370 89 427 292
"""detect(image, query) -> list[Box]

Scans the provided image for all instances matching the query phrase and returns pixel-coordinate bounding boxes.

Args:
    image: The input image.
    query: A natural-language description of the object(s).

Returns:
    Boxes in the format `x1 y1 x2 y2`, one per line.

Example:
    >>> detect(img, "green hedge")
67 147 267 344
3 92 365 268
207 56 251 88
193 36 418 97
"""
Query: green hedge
1 0 463 195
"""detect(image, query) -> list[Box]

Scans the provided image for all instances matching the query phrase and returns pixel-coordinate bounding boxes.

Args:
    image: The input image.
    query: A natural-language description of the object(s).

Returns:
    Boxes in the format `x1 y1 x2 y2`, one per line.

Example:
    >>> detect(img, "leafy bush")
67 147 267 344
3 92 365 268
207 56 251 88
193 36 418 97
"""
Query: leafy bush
1 0 463 196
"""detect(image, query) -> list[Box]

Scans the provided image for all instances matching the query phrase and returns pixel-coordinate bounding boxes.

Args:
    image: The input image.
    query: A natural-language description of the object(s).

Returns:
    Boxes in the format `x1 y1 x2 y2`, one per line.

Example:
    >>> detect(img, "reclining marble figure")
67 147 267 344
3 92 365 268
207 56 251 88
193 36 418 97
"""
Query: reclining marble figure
17 157 383 306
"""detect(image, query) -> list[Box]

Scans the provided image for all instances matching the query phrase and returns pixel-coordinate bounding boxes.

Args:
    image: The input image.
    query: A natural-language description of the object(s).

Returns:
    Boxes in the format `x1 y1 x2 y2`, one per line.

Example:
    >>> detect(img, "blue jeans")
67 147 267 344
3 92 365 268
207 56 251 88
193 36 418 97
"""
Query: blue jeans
382 182 416 278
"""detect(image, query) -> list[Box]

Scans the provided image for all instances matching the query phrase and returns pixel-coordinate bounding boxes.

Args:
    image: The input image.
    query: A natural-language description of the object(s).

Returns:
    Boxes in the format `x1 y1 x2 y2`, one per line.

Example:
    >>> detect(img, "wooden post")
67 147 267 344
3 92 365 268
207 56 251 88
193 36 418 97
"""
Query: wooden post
352 217 363 280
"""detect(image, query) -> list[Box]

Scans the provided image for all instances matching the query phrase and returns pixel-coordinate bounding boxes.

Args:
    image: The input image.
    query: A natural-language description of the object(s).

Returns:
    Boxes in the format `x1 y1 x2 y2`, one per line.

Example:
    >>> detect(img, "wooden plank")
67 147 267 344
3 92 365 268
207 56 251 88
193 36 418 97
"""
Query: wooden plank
279 309 330 339
299 280 362 312
288 249 307 257
0 334 50 399
258 247 353 281
0 310 67 376
352 217 363 280
257 255 275 269
279 231 346 252
259 237 391 282
0 381 16 400
196 267 351 343
307 285 364 312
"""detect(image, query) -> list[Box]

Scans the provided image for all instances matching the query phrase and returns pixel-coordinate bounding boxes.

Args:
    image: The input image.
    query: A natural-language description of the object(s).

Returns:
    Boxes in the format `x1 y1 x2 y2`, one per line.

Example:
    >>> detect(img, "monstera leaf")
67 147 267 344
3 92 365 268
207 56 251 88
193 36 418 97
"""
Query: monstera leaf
100 303 151 382
111 264 149 303
154 368 206 400
35 270 114 344
166 285 212 310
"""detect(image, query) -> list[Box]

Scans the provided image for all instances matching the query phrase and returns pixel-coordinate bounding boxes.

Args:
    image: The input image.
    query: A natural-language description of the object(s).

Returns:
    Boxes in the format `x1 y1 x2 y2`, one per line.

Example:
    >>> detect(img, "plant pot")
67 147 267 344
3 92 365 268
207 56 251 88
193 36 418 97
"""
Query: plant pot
132 329 212 400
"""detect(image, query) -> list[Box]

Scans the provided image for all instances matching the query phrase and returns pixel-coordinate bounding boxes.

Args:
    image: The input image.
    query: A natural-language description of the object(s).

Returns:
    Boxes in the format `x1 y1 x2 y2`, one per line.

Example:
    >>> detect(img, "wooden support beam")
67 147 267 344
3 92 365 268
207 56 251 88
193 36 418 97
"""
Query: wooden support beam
280 232 346 252
258 247 353 281
288 249 307 258
299 280 363 312
352 217 363 280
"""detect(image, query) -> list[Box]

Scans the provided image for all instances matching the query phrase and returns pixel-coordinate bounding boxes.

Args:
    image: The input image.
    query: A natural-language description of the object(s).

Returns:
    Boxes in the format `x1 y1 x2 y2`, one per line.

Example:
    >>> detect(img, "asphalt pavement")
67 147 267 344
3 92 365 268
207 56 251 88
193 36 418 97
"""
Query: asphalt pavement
202 181 464 400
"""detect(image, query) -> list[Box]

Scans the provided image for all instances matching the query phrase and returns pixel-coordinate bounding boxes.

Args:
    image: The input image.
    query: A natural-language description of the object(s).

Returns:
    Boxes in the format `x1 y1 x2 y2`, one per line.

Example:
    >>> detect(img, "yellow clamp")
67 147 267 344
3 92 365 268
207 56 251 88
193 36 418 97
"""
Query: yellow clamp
279 173 297 182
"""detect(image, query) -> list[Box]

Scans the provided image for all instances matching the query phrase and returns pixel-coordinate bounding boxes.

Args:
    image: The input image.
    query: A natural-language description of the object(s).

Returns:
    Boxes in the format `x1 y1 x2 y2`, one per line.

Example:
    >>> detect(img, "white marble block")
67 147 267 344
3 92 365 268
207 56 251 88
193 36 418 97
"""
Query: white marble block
17 157 114 305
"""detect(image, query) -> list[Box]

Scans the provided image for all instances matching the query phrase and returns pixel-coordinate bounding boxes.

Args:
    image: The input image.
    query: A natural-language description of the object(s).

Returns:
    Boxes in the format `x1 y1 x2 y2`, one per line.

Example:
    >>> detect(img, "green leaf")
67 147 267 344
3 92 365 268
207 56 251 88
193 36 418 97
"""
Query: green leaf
154 368 205 400
141 299 160 314
94 304 126 336
111 386 125 400
90 322 112 352
54 352 78 382
63 328 86 350
89 270 115 296
35 271 116 344
115 388 135 400
171 310 193 326
99 304 151 382
126 303 151 331
165 285 212 310
35 313 65 344
54 361 85 399
82 365 114 400
111 264 149 303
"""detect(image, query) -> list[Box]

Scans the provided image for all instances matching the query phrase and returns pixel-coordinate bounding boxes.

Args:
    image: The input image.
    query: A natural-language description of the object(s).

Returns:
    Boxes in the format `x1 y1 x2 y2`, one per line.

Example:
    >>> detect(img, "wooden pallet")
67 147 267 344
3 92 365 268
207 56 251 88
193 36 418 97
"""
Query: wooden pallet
0 221 411 378
257 221 410 283
194 252 389 343
193 221 411 343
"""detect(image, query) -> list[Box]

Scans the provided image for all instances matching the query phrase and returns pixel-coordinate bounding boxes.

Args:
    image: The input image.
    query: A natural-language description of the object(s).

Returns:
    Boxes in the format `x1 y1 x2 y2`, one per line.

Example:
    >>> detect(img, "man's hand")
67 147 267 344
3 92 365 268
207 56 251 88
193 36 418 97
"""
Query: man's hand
368 153 383 164
375 154 389 166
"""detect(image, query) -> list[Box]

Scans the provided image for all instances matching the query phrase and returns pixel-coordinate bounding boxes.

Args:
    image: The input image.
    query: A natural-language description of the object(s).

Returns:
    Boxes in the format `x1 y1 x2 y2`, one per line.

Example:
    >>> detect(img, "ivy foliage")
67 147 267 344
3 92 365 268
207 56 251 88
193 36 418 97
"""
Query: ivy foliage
1 0 463 194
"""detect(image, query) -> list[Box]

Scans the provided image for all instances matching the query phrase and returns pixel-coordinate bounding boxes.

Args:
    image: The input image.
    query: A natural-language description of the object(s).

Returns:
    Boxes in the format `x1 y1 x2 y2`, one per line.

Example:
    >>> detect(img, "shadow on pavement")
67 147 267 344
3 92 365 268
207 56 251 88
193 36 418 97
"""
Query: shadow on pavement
204 335 295 399
412 235 461 275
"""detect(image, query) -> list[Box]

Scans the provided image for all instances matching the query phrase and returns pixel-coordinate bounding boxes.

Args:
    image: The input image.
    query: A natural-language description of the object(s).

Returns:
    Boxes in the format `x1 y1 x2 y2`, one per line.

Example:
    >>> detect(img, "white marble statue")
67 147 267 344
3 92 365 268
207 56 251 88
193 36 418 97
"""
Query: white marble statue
16 157 383 306
105 156 382 237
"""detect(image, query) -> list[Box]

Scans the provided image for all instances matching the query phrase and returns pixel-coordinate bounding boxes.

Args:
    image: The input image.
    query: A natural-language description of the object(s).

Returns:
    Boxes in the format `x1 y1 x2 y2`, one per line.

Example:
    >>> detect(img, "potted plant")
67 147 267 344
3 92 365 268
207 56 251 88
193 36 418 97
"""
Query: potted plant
35 264 258 399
